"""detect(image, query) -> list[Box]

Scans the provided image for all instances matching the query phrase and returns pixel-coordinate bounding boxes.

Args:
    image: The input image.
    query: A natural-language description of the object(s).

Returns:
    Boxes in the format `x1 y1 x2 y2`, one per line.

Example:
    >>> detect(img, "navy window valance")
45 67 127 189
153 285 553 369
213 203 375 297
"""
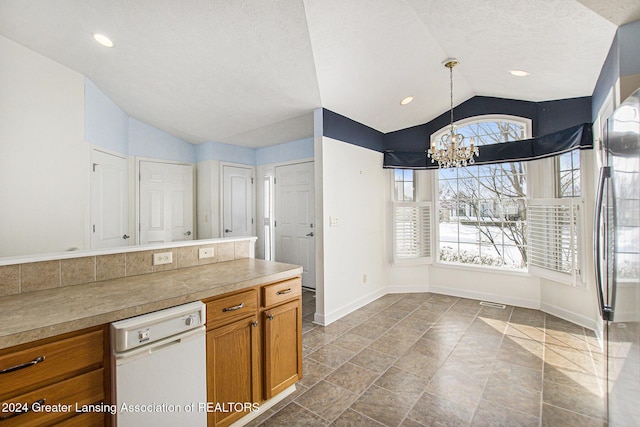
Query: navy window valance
383 123 592 169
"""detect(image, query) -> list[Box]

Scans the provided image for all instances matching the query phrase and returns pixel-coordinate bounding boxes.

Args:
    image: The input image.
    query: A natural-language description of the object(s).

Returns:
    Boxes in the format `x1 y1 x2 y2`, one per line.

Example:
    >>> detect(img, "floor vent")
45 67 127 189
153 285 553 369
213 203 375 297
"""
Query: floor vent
479 301 506 309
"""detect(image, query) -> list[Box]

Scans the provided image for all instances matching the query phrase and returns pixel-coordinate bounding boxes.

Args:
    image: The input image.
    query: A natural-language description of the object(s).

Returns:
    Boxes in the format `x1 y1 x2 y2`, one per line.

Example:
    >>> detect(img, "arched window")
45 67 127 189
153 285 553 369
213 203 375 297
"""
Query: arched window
433 115 531 269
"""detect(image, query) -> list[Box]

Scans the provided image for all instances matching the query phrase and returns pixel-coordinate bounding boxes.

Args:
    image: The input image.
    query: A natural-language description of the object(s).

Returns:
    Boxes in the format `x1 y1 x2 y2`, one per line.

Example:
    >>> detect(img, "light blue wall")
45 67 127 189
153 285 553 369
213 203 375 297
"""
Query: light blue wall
129 118 196 163
255 138 314 165
84 78 128 155
195 140 256 165
86 79 314 165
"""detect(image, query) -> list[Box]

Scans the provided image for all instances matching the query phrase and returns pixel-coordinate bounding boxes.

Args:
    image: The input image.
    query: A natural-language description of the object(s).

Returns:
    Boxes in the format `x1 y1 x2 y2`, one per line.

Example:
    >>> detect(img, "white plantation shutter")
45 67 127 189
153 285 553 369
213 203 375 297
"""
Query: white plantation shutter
393 202 432 260
527 199 582 285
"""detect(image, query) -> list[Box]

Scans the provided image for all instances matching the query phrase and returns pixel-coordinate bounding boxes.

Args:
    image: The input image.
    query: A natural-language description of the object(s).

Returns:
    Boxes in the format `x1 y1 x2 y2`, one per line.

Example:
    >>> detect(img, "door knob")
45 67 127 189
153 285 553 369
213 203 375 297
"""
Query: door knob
184 231 191 236
122 234 130 240
306 232 314 237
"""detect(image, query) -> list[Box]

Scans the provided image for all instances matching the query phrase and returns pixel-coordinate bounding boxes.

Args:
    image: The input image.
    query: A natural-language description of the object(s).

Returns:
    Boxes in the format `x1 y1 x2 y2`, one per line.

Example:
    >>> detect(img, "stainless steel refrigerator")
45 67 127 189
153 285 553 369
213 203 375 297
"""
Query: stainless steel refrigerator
595 86 640 426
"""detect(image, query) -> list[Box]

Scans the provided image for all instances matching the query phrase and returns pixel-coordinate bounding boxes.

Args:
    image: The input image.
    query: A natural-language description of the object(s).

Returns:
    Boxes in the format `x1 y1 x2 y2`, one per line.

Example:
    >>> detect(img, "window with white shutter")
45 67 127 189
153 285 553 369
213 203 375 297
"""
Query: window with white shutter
527 199 582 285
393 202 432 262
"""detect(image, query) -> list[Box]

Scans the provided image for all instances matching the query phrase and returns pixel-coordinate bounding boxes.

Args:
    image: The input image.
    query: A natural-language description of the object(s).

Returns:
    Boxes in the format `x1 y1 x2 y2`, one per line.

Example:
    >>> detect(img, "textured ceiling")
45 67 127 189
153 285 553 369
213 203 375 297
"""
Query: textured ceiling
0 0 626 148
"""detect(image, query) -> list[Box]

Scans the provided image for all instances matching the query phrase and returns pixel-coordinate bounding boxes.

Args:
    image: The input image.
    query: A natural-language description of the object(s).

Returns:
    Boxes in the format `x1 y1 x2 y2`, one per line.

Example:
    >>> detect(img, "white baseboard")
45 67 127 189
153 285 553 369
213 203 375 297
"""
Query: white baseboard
540 301 599 332
429 285 540 310
313 287 386 326
386 284 430 294
313 283 601 336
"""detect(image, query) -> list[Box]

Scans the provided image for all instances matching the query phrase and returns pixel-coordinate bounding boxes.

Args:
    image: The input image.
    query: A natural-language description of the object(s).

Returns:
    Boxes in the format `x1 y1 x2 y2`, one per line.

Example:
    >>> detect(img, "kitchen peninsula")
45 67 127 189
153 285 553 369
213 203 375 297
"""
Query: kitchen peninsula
0 240 303 427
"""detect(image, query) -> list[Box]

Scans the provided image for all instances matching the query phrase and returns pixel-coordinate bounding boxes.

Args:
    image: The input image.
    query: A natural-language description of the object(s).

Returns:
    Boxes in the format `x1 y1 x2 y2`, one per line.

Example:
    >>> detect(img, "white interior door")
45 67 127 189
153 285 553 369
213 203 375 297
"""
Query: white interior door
90 149 129 249
139 161 194 245
222 165 254 238
275 162 315 288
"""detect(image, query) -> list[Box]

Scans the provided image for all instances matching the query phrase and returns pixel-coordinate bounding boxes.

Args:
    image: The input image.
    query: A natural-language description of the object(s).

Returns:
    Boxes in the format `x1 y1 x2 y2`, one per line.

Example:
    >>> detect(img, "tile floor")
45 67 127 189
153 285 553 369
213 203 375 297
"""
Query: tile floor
248 290 606 427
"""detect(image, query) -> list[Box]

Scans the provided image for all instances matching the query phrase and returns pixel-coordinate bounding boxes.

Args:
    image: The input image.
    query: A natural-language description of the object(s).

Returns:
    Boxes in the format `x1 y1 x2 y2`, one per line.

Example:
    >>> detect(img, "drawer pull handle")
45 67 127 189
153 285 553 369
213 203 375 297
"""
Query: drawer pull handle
0 398 46 420
0 355 45 374
276 288 292 295
222 303 244 312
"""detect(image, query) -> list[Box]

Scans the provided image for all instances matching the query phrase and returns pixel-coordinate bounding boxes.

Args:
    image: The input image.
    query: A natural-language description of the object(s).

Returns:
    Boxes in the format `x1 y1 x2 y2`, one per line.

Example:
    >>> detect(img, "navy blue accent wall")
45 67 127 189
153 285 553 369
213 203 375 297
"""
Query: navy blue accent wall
592 33 619 120
385 96 538 152
383 96 590 153
322 97 592 154
537 97 592 136
322 109 385 152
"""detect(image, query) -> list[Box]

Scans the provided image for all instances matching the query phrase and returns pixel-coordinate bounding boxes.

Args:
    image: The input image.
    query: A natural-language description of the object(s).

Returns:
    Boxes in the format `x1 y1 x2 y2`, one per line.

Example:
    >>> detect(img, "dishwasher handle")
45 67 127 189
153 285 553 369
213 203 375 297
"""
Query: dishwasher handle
114 326 205 363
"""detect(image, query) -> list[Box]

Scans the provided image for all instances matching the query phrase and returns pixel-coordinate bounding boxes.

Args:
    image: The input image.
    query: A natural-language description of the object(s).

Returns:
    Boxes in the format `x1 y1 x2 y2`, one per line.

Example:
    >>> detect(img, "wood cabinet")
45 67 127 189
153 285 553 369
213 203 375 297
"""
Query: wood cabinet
263 299 302 399
203 275 302 426
0 326 108 427
204 290 260 427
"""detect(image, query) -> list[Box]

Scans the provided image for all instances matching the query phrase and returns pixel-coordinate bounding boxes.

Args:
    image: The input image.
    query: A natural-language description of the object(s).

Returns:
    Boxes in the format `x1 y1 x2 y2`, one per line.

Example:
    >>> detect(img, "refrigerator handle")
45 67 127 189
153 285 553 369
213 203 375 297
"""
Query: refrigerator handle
594 166 612 321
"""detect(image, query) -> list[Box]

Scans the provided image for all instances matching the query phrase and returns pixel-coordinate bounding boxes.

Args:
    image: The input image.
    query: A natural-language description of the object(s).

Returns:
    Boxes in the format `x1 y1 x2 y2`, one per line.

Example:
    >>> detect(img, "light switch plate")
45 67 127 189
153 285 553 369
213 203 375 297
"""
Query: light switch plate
199 247 215 259
153 252 173 265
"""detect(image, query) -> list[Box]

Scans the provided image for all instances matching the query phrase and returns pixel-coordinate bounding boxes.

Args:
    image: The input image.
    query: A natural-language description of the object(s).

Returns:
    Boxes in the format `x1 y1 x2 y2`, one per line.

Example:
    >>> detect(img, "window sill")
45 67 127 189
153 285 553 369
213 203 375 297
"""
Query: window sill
392 257 432 267
433 260 532 277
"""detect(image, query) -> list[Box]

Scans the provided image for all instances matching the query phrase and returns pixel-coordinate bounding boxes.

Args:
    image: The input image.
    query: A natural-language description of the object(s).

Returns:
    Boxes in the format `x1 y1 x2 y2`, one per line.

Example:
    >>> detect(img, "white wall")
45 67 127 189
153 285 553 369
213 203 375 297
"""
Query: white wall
315 137 387 324
313 135 599 332
196 159 221 240
0 35 87 257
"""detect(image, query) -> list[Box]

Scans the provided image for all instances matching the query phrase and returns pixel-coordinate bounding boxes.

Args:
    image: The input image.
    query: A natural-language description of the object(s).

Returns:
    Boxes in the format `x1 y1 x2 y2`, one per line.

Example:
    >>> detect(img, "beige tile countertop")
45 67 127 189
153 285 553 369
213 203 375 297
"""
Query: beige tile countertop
0 258 302 350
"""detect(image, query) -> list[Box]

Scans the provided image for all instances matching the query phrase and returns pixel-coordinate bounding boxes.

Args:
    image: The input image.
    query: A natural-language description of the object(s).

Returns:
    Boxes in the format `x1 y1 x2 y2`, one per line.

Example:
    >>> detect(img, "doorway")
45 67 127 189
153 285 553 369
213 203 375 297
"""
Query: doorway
274 162 315 289
222 165 254 238
90 149 129 249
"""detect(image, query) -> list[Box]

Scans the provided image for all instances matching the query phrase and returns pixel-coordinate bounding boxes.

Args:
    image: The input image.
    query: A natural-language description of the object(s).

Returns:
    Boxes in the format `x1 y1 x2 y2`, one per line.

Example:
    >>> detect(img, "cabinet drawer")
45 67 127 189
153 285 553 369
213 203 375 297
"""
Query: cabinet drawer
0 368 104 427
262 277 301 308
0 329 104 399
206 289 257 327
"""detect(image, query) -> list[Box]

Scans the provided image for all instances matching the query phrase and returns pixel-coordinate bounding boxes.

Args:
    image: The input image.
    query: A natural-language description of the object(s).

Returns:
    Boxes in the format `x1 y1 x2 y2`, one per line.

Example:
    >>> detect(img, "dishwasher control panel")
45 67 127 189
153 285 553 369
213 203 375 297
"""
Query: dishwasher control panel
111 301 206 352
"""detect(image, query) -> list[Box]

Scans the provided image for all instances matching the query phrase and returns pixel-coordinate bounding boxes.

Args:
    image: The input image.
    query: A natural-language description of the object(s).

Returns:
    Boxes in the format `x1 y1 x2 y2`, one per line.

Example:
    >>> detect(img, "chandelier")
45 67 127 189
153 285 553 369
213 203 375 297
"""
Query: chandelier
427 59 479 168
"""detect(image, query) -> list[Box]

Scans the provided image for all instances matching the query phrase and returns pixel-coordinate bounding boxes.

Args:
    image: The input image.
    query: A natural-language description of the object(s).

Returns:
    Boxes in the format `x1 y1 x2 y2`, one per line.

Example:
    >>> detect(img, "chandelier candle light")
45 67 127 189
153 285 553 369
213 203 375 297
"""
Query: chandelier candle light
428 59 479 168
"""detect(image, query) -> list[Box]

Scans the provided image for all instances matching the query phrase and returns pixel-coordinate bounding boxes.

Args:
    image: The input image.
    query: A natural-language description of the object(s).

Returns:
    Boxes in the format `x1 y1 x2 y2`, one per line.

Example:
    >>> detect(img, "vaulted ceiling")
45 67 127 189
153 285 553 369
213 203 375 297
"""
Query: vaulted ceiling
1 0 637 148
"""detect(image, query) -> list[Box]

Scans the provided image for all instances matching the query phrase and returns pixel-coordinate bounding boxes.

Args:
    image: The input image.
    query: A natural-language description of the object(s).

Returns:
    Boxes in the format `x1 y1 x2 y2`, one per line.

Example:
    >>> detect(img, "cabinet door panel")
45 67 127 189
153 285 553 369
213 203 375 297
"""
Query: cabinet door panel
207 317 259 427
264 300 302 399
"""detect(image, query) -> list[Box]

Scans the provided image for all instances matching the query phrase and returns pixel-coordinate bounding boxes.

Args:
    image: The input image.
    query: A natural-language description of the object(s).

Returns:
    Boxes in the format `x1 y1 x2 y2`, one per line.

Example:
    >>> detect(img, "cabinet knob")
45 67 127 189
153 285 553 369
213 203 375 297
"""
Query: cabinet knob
267 315 274 321
252 321 258 327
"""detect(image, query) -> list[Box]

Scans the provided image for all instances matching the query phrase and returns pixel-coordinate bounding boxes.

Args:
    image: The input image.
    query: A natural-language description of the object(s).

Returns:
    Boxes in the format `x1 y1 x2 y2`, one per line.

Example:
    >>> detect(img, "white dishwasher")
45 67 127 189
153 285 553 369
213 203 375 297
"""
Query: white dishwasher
111 301 207 427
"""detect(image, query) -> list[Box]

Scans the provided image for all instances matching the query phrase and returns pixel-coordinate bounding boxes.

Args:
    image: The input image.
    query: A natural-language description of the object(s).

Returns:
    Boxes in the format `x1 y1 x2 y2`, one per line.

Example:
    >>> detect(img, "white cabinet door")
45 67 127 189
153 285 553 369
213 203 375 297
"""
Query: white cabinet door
90 149 129 249
275 162 315 288
222 165 254 238
139 161 194 245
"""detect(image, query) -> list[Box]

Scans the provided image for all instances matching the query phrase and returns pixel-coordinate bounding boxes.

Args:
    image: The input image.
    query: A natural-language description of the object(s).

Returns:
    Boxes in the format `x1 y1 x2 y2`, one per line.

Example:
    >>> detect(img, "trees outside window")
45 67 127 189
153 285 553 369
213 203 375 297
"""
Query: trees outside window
435 118 530 269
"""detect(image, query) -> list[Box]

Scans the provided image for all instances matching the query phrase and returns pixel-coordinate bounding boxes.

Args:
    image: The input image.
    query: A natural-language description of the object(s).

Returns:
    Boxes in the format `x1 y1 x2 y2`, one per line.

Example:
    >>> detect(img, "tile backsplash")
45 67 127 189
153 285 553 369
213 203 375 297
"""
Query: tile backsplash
0 240 252 297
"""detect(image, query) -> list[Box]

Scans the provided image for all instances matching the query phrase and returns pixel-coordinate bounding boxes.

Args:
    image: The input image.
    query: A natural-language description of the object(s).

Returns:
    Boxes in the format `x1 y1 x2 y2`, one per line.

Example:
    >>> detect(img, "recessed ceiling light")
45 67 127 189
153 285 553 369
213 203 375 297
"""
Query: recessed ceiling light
509 70 530 77
93 33 114 48
400 96 414 105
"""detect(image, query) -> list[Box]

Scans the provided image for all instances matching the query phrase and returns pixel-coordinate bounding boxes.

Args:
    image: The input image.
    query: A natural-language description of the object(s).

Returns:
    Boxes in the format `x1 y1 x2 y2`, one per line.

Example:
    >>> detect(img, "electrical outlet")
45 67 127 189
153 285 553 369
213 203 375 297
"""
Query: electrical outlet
329 216 340 227
199 247 215 259
153 252 173 265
